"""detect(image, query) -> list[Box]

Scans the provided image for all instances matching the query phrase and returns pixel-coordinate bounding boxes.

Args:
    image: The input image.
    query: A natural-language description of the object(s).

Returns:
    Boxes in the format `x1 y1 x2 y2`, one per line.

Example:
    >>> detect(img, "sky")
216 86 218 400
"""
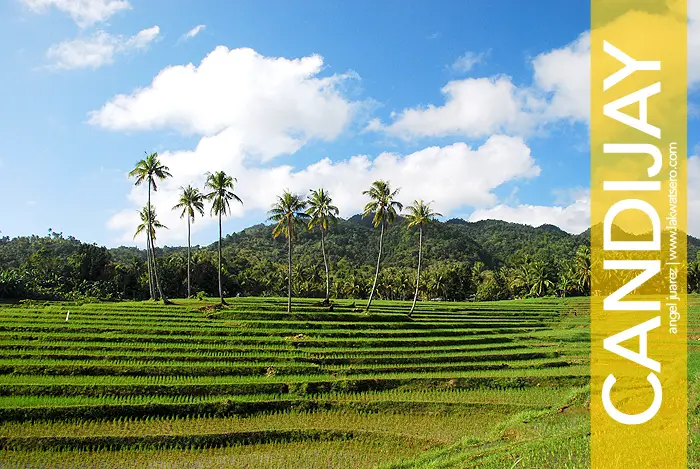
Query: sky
1 0 699 248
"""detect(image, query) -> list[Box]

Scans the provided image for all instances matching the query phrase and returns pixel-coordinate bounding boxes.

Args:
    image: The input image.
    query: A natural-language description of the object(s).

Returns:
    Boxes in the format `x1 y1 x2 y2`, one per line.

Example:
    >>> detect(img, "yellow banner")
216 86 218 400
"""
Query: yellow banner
591 0 687 467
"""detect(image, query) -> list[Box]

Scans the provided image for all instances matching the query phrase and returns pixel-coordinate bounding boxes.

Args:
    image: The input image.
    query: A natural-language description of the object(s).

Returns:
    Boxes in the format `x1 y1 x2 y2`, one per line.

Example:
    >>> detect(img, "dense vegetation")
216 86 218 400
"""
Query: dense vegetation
3 219 700 303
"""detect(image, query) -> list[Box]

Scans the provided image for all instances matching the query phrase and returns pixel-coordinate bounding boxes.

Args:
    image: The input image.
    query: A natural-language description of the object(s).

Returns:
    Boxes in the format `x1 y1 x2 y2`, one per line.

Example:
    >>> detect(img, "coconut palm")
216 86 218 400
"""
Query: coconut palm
529 260 553 297
129 152 172 302
204 171 243 305
173 185 205 298
405 200 441 317
133 204 170 303
306 188 339 303
362 180 403 312
573 245 591 295
268 191 310 313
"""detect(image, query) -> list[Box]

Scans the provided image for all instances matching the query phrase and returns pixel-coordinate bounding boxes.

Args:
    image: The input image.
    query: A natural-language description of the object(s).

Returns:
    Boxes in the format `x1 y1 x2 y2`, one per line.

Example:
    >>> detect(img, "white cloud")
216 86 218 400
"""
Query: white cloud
370 33 592 140
377 76 543 139
375 3 700 141
531 32 590 122
468 155 700 236
468 190 590 234
109 134 540 244
22 0 131 28
90 46 360 161
451 50 488 73
46 26 159 70
122 26 160 49
182 25 206 40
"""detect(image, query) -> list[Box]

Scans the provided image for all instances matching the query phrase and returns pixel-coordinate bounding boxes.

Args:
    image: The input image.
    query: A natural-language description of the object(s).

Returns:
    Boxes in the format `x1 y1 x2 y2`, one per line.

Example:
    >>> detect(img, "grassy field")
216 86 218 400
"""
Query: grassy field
0 295 694 468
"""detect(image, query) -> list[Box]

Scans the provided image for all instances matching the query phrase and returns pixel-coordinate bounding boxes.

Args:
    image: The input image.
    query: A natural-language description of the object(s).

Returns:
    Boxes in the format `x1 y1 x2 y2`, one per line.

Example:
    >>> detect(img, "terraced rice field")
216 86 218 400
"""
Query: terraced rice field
0 295 691 468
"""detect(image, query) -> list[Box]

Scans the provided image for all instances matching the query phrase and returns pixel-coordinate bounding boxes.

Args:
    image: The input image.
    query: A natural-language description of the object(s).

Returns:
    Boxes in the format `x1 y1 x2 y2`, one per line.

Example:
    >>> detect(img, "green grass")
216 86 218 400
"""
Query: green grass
0 294 691 468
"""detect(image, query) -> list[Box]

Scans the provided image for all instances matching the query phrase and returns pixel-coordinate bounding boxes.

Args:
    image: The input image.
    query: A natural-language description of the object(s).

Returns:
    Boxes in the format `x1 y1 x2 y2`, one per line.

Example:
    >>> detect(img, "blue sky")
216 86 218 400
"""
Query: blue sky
1 0 698 247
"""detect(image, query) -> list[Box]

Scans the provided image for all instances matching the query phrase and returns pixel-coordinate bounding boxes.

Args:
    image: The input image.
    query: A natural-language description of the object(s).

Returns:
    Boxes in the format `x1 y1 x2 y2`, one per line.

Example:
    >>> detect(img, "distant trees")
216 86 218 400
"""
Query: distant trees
10 222 700 303
362 181 403 312
268 191 310 313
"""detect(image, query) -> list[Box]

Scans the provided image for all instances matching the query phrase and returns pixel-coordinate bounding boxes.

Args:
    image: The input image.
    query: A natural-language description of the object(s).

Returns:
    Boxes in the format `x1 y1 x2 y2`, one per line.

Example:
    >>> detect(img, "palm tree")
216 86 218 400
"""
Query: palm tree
268 191 310 313
173 185 205 298
204 171 243 305
573 245 591 295
134 204 170 304
405 200 441 317
306 189 339 303
129 152 172 303
362 180 403 312
529 260 553 297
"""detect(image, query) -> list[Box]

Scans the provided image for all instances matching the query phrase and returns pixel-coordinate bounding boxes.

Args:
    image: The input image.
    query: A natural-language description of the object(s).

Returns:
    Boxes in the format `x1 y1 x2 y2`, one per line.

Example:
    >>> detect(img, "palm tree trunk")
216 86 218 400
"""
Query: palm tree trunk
321 228 330 302
187 216 191 299
150 232 171 305
218 210 227 305
287 231 292 313
145 230 154 299
366 223 384 312
146 184 154 300
409 226 423 317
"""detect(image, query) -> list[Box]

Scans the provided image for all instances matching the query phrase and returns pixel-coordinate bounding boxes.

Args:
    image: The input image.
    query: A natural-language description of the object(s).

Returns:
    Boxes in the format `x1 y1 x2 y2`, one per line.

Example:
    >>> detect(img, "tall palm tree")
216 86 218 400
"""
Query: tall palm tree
204 171 242 305
173 185 205 298
362 180 403 312
405 200 441 317
306 188 339 303
268 191 310 313
134 204 170 304
129 153 172 304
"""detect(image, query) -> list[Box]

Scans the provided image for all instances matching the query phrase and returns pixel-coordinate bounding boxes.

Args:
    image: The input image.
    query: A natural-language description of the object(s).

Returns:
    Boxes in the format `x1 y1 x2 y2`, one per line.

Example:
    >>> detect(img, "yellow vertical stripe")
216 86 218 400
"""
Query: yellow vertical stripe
591 1 687 467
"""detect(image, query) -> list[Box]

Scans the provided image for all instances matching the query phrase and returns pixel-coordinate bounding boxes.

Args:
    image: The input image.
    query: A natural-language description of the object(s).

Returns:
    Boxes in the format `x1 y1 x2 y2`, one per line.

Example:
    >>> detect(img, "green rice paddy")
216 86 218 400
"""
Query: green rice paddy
0 296 695 468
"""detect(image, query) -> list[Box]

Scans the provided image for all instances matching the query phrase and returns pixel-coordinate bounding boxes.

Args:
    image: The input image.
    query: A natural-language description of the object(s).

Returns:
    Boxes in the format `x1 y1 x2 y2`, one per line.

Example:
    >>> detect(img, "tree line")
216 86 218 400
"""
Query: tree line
8 224 700 305
4 152 700 306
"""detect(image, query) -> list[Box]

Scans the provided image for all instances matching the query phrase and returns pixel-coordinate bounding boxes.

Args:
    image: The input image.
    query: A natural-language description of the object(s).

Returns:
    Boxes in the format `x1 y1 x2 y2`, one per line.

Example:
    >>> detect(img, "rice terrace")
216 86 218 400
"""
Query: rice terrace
0 295 595 468
1 295 699 468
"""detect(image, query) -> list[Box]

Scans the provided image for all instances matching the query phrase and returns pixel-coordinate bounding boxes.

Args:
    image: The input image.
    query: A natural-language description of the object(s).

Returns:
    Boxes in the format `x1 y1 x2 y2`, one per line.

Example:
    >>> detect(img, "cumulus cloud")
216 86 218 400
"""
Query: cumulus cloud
451 50 488 73
109 133 540 244
376 76 543 139
22 0 131 28
46 26 160 70
468 189 590 234
532 32 590 122
182 25 206 41
89 46 360 161
370 33 591 140
402 3 699 141
372 7 700 141
469 153 700 237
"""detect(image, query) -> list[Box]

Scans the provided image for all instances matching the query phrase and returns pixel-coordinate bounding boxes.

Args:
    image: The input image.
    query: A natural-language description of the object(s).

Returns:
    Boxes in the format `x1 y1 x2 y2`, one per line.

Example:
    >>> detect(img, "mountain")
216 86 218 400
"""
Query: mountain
6 217 698 272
